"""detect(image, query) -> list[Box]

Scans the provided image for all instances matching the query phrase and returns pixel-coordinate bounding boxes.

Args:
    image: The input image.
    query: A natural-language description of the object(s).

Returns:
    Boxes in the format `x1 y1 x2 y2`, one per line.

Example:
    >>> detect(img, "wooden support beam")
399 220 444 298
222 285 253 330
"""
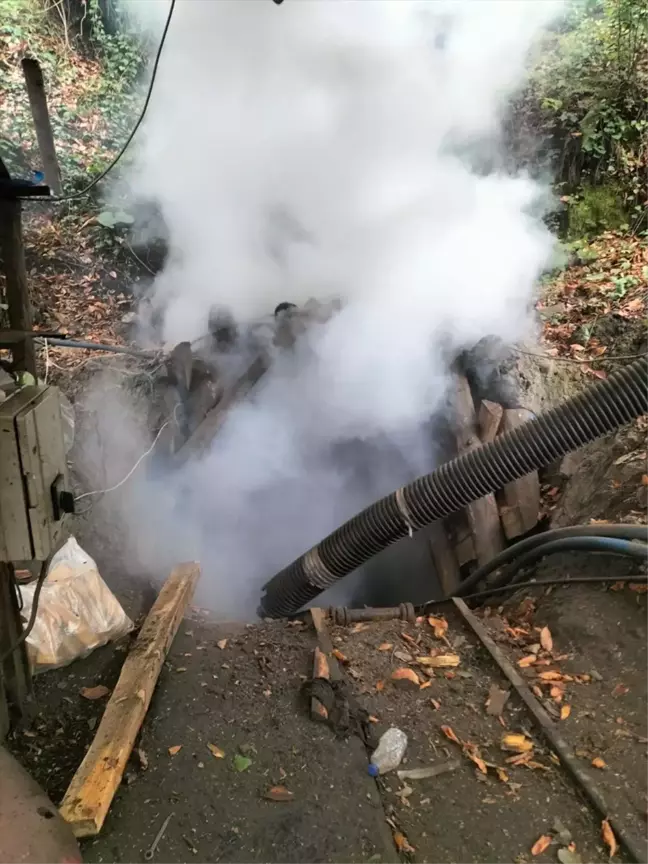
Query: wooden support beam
0 562 32 736
0 159 36 377
21 58 62 195
426 521 461 598
59 563 200 837
499 408 540 540
478 399 503 444
453 375 504 567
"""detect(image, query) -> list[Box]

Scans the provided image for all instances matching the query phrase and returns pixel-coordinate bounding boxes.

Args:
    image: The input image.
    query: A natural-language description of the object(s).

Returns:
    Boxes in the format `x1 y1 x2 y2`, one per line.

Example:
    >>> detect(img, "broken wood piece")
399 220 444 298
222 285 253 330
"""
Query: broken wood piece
478 399 503 443
453 375 504 566
21 59 62 195
172 356 267 467
311 646 330 722
499 408 540 539
58 562 200 838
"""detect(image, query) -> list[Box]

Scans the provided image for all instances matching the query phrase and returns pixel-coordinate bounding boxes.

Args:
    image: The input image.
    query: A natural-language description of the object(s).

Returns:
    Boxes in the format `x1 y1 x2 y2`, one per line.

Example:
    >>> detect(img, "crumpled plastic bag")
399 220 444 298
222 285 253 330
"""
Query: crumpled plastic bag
21 537 134 673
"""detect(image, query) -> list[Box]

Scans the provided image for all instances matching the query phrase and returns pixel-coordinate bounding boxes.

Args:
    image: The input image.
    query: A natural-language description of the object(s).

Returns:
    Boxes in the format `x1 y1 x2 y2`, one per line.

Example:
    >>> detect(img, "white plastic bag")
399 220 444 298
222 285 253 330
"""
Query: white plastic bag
21 537 134 673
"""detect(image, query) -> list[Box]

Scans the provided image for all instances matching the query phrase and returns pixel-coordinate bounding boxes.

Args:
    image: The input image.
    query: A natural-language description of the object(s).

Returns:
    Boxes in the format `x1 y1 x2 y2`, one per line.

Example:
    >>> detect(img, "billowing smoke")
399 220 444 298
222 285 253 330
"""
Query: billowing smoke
96 0 562 617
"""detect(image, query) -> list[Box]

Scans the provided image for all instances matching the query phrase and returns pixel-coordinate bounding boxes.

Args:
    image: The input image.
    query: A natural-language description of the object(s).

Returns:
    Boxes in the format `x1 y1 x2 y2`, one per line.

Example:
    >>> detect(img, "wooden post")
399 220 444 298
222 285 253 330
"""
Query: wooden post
453 375 504 567
59 563 200 837
21 58 62 195
426 521 461 597
0 562 32 734
499 408 540 539
0 159 36 377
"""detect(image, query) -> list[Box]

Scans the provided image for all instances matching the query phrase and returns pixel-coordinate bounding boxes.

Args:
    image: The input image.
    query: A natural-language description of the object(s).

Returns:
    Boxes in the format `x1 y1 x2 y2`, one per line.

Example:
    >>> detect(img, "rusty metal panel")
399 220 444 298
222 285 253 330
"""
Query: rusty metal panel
0 388 39 560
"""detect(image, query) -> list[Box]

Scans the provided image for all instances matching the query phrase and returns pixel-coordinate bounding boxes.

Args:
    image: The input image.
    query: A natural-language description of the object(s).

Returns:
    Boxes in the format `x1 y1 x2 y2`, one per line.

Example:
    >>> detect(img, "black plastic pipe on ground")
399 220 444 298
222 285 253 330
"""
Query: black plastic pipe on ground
259 356 648 618
457 523 648 596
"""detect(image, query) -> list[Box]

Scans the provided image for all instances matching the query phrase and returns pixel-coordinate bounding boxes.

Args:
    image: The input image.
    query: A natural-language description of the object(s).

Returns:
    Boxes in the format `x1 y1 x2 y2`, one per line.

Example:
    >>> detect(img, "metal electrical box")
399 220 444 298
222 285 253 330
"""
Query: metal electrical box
0 386 72 562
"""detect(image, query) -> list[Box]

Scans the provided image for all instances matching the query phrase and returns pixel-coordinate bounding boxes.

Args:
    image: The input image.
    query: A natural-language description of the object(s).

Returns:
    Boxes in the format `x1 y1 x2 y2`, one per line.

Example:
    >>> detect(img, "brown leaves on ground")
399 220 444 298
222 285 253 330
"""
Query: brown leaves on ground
332 648 349 666
539 626 553 653
80 685 111 700
378 642 393 652
216 639 228 650
441 725 488 775
591 756 607 769
531 834 552 856
601 819 618 858
612 683 629 697
392 830 415 854
427 615 448 639
391 667 420 689
501 733 534 753
168 745 182 756
264 785 294 802
207 743 225 759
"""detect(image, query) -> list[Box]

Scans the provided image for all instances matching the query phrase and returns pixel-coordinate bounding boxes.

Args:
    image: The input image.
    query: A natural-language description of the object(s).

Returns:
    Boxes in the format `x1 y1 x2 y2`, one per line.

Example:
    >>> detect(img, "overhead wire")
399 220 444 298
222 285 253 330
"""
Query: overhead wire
30 0 176 203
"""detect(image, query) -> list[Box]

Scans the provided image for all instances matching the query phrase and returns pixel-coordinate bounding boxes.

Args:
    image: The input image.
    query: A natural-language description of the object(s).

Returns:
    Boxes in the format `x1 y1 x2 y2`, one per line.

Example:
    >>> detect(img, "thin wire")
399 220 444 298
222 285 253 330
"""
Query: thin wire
422 574 648 609
36 0 176 203
0 558 50 666
74 419 170 501
513 346 648 364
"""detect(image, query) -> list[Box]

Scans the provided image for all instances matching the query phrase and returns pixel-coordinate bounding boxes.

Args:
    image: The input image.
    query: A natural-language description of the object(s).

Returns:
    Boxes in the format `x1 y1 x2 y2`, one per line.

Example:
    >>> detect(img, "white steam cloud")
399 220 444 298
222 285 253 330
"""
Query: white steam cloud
96 0 562 617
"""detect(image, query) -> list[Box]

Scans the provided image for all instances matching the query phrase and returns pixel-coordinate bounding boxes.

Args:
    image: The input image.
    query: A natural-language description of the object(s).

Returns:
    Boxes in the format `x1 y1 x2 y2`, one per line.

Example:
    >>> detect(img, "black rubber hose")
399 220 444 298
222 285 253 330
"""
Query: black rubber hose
506 537 646 583
457 523 648 596
259 356 647 617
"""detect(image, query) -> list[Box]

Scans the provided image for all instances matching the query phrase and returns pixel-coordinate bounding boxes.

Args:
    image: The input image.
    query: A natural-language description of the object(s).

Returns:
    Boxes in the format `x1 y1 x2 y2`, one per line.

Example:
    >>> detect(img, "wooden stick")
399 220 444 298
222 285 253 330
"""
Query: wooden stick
453 375 504 566
21 58 62 195
59 563 200 837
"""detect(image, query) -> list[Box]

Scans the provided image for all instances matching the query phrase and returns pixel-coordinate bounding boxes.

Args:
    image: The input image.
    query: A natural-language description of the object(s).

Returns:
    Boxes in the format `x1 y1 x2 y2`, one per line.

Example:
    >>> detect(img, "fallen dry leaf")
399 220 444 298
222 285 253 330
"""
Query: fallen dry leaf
427 615 448 639
351 622 370 633
538 671 564 681
216 639 228 650
391 667 420 689
80 685 110 700
264 785 294 802
207 743 225 759
539 626 553 653
591 757 607 769
441 725 461 745
550 684 565 703
506 750 534 766
560 705 572 720
376 680 385 692
430 698 441 710
416 654 460 668
378 642 393 652
393 831 415 854
501 733 533 753
612 684 629 698
496 766 509 783
332 648 349 666
601 819 618 858
532 685 543 699
629 583 648 593
464 743 487 774
518 655 537 668
419 680 432 690
168 745 182 756
531 835 552 856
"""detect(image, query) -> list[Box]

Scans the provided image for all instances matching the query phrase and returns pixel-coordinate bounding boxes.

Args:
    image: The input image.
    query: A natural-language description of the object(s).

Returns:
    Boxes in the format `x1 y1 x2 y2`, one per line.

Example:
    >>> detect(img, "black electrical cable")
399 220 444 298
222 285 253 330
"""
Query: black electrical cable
0 559 49 667
505 537 646 584
456 523 648 596
423 574 648 609
34 0 176 203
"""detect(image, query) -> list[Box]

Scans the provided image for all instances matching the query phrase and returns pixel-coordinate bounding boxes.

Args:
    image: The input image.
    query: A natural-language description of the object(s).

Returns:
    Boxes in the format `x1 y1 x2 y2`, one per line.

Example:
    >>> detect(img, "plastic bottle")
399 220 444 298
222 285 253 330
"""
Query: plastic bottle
368 727 408 776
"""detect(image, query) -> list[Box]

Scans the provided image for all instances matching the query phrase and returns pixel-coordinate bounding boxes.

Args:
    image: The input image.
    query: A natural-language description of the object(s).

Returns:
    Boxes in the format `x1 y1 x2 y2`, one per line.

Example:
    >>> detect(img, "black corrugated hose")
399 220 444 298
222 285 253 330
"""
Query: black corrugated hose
259 356 647 618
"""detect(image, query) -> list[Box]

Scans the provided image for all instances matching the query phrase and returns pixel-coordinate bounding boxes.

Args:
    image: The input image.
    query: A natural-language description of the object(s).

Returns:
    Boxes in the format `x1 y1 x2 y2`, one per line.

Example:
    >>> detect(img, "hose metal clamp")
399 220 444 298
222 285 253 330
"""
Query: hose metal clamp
303 547 335 589
395 487 417 538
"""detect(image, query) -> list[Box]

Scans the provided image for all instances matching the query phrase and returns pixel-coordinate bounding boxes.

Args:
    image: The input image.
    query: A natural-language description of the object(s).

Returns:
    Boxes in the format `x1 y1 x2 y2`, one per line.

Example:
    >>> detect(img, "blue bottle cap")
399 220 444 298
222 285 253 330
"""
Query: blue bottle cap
367 763 379 777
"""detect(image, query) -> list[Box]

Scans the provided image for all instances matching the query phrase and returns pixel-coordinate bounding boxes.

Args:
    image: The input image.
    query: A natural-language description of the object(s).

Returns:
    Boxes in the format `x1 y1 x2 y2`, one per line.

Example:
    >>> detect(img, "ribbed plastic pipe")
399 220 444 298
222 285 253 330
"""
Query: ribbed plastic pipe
259 356 647 618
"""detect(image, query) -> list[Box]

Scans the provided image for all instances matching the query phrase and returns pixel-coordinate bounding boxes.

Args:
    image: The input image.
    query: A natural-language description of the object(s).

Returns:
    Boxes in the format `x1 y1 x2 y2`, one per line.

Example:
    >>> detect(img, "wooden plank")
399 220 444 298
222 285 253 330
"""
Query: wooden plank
58 562 200 837
21 58 62 195
0 563 32 724
426 521 461 597
478 399 503 443
0 159 36 376
452 375 504 567
499 408 540 539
